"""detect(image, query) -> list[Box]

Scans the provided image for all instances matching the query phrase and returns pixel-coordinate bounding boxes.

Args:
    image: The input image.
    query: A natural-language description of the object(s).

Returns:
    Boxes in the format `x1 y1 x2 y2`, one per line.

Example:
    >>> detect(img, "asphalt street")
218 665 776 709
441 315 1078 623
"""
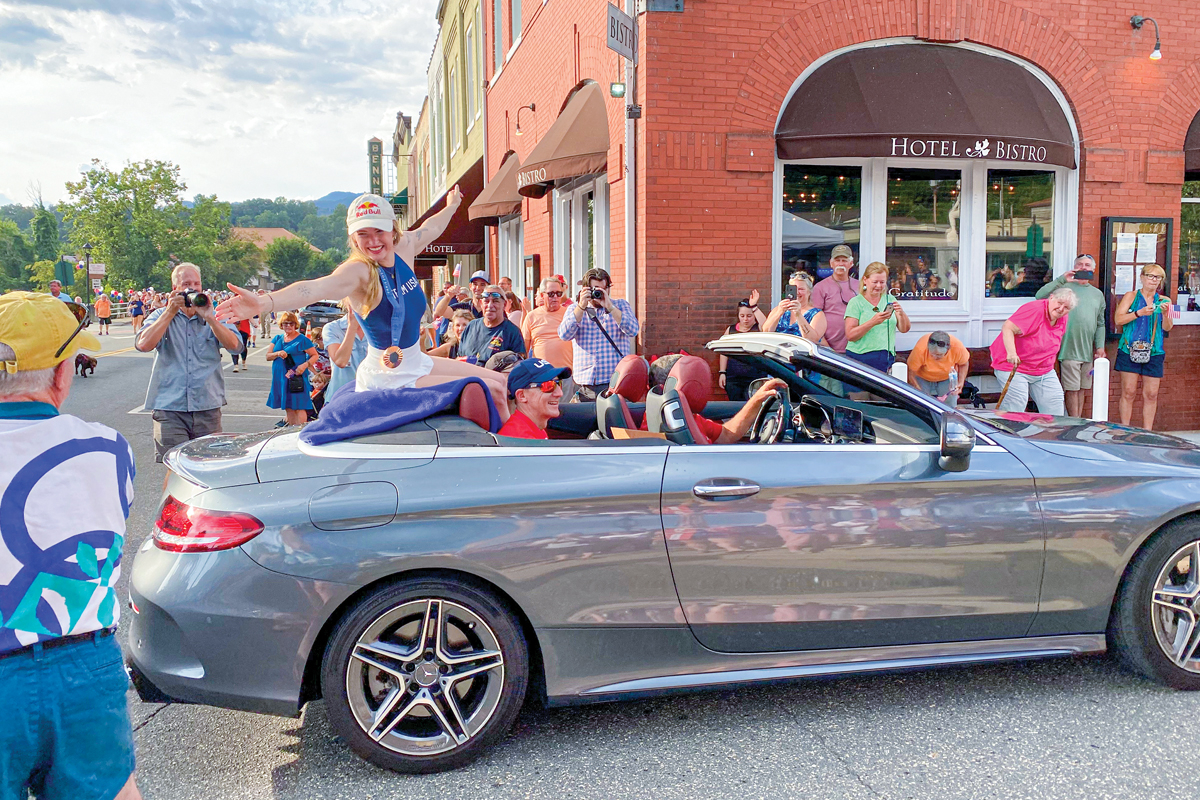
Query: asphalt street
64 318 1200 800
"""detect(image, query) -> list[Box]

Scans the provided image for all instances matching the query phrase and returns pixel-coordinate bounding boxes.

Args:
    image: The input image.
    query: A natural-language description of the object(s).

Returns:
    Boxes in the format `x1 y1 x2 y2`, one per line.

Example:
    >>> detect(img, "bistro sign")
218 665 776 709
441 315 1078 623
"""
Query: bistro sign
889 136 1049 163
516 167 548 190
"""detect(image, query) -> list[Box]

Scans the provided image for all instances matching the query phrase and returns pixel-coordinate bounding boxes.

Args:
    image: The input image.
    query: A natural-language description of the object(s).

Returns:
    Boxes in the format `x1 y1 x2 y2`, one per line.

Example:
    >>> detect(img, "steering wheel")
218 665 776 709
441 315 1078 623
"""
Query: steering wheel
796 396 833 443
751 388 792 444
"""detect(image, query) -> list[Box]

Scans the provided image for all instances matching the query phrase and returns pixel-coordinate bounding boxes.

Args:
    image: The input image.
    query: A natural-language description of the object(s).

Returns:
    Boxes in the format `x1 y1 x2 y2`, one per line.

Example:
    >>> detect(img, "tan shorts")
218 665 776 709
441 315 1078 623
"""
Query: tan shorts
1059 359 1093 391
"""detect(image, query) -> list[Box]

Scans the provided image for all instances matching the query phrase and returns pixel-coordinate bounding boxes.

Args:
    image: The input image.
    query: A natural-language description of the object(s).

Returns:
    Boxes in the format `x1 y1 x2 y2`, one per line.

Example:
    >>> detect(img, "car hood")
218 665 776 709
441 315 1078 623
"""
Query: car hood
972 411 1200 465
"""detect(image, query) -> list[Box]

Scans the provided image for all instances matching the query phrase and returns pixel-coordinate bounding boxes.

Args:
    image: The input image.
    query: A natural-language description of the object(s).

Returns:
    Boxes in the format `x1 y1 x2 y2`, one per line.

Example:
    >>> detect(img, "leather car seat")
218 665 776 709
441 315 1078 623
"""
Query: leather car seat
456 382 493 431
666 355 712 415
650 377 709 445
596 355 649 437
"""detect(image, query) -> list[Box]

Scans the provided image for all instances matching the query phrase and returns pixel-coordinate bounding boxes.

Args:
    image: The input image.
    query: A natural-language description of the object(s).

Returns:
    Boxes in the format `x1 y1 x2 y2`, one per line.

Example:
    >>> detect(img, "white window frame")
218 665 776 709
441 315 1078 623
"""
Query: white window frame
465 22 477 126
498 215 524 295
474 5 483 119
553 175 610 293
448 65 460 154
770 39 1079 351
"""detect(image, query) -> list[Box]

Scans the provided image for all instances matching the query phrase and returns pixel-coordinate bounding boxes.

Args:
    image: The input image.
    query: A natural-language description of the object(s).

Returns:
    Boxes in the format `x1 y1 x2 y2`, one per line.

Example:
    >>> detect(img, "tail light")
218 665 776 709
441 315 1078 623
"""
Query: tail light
154 495 265 553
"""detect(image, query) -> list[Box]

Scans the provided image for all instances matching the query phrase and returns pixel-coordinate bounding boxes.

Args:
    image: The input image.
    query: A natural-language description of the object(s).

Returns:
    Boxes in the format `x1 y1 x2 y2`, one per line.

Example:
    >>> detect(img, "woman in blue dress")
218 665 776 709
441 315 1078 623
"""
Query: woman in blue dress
215 187 509 416
266 310 319 426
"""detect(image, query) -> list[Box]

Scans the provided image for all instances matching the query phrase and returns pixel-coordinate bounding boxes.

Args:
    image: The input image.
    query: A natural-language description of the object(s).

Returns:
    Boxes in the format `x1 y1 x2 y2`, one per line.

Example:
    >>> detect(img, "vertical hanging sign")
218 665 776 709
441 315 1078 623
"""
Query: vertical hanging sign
368 137 383 196
606 3 636 62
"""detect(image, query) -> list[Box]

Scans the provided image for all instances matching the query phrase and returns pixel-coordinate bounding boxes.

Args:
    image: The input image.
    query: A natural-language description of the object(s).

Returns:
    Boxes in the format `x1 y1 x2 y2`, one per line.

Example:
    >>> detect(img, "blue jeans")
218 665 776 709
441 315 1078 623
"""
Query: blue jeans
0 632 136 800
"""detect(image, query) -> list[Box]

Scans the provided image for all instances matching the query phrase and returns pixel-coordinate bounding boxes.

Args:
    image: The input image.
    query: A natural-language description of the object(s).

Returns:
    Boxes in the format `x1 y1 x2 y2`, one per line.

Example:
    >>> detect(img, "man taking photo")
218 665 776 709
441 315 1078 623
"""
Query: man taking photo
558 267 640 401
497 358 571 439
0 292 142 800
136 262 243 462
1035 254 1107 417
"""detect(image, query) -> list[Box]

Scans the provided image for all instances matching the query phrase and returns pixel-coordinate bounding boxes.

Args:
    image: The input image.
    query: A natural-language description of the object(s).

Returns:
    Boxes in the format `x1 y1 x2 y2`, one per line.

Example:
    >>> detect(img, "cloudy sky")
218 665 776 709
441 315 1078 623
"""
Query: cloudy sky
0 0 439 205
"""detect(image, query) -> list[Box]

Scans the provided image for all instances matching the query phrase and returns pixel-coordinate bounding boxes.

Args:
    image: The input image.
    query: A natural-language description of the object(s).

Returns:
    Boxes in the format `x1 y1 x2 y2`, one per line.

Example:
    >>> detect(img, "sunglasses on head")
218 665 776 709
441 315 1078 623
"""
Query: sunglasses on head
524 378 562 393
1076 254 1094 261
53 302 90 360
737 299 753 308
482 292 504 301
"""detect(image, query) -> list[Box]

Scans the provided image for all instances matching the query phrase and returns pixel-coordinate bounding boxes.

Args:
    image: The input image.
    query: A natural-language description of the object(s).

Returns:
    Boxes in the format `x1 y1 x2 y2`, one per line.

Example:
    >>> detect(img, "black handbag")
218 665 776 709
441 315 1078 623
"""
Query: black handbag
287 374 305 394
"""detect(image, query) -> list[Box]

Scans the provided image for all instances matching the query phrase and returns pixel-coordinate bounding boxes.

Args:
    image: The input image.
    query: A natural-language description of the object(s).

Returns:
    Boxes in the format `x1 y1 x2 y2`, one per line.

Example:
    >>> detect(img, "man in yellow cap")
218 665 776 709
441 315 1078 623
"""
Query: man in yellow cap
0 292 143 800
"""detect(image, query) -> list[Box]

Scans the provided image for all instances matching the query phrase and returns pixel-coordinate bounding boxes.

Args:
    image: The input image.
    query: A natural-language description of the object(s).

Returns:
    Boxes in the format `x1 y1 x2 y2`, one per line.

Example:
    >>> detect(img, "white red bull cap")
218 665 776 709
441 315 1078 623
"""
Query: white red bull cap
346 194 396 234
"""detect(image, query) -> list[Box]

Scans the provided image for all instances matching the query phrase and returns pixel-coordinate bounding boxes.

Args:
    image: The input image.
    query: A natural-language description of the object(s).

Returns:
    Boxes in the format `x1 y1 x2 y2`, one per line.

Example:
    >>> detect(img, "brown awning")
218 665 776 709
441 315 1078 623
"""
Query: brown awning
410 158 486 255
517 82 610 198
468 152 522 224
1186 110 1200 180
776 44 1077 169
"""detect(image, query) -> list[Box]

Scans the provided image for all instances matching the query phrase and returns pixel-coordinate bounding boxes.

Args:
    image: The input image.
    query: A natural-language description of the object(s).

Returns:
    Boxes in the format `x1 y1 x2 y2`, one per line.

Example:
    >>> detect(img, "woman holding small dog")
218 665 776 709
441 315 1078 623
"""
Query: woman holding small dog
266 311 318 427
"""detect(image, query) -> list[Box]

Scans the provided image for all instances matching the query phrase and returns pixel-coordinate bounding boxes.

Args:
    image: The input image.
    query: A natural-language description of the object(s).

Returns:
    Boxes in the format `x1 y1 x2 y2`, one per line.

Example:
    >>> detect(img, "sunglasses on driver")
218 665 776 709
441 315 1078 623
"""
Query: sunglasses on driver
522 378 563 393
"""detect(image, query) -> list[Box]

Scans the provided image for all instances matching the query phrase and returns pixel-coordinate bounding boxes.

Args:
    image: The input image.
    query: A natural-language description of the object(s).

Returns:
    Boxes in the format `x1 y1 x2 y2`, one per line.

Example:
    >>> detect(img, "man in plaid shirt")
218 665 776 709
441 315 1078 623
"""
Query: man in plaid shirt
557 268 640 401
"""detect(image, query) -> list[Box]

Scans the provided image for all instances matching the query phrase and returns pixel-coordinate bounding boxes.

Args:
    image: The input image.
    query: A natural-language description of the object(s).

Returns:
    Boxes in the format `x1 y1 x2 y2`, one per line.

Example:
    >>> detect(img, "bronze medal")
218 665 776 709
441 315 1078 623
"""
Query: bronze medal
381 346 404 369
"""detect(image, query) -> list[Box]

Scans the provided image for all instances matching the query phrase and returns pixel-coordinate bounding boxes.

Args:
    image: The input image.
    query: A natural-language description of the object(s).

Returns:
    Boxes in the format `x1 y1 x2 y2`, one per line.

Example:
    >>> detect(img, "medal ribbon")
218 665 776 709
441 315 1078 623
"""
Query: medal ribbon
377 263 406 349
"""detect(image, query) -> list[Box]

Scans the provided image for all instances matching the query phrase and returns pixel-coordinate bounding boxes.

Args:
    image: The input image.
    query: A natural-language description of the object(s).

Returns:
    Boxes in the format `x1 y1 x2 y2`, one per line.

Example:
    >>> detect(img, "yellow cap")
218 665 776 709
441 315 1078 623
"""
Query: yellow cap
0 291 102 374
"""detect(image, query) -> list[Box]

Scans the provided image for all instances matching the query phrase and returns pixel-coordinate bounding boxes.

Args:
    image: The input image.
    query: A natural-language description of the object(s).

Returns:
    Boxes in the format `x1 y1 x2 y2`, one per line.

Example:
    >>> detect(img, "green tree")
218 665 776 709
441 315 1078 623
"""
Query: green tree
28 260 61 293
62 159 189 290
0 219 34 292
265 237 315 286
32 205 59 262
298 205 348 261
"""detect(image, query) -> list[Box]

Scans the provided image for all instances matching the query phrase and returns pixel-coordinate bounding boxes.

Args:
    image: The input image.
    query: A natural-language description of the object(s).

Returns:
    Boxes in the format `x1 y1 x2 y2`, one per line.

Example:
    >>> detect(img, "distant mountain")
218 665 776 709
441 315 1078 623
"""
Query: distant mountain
314 191 357 216
0 193 13 206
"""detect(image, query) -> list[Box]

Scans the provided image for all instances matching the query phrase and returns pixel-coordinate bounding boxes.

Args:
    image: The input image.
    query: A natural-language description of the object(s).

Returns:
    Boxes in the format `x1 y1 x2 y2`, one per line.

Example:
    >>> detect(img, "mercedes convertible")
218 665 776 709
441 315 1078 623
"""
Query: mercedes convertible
127 332 1200 773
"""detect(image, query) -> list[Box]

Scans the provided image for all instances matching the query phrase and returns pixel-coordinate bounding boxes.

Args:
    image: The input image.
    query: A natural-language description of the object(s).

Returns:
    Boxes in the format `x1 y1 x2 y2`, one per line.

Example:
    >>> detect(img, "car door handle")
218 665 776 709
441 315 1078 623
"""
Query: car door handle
693 479 761 500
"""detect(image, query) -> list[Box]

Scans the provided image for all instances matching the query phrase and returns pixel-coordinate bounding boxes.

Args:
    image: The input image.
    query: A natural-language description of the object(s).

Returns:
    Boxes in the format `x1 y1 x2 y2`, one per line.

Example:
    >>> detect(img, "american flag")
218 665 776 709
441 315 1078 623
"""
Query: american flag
1169 303 1182 320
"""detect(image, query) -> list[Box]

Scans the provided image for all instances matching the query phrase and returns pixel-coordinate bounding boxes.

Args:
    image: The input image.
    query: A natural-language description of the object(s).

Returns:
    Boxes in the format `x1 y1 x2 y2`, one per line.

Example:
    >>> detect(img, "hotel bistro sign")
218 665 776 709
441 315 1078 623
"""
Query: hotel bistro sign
889 136 1050 163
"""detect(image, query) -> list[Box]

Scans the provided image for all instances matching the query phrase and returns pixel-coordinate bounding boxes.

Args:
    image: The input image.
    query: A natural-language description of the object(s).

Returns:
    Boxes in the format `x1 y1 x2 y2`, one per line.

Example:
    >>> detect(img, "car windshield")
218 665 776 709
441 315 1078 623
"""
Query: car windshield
724 348 942 445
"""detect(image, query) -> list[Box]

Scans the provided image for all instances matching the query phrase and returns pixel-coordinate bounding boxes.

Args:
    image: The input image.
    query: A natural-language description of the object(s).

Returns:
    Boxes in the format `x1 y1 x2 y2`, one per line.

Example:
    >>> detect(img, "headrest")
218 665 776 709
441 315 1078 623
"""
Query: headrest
457 382 492 431
667 355 711 414
609 354 649 402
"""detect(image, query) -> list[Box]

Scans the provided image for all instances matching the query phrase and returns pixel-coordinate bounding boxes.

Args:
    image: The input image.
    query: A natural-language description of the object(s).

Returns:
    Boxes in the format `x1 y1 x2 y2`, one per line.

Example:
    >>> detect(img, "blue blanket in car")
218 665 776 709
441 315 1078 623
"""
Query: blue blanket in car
299 377 502 445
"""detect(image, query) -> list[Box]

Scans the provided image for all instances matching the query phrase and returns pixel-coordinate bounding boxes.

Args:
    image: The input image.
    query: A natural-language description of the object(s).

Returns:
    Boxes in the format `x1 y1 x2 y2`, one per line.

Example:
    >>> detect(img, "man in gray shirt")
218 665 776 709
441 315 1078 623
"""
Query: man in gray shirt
136 262 242 461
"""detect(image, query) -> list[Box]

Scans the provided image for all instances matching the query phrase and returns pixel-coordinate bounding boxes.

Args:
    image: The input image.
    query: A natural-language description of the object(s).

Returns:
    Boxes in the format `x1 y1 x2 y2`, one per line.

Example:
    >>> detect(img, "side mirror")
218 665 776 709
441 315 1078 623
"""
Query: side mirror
939 411 975 472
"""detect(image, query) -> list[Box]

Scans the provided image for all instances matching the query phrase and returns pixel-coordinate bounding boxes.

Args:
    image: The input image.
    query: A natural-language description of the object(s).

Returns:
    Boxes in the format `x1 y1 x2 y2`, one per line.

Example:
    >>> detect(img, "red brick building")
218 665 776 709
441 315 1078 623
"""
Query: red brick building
472 0 1200 429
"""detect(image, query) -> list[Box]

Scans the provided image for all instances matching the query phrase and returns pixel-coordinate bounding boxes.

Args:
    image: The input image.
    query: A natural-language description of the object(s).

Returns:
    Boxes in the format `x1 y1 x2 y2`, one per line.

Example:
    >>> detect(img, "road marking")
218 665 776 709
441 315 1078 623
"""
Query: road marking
96 347 136 359
127 405 278 419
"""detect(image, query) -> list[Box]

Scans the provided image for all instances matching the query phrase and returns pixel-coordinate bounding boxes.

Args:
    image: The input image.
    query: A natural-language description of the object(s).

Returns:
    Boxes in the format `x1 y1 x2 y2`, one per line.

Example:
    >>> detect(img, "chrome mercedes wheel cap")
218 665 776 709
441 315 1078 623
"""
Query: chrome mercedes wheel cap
1151 541 1200 673
345 598 505 756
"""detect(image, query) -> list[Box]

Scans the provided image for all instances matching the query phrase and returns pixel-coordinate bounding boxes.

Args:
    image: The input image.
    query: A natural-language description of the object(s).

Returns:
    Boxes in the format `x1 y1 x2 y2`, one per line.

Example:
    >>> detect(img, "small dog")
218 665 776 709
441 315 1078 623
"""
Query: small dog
74 353 97 377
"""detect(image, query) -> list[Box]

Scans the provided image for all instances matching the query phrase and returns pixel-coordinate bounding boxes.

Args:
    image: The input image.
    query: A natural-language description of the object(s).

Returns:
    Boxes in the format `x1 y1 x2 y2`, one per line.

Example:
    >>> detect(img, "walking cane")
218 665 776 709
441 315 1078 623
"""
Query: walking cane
996 369 1018 410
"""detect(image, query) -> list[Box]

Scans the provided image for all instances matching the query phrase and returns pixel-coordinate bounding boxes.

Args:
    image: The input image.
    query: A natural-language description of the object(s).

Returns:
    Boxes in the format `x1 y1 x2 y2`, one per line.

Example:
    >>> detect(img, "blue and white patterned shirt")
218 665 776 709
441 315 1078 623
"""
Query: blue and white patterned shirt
557 299 639 385
0 402 135 655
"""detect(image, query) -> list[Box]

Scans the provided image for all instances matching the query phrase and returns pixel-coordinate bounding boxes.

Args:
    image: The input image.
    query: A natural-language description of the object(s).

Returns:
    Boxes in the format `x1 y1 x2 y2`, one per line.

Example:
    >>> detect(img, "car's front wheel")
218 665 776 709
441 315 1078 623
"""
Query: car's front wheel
1111 520 1200 689
321 578 529 773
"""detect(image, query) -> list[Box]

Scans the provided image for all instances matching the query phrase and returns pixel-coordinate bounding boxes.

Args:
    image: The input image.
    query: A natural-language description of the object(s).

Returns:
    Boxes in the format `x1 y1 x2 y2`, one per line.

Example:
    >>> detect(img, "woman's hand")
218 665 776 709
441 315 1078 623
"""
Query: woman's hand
749 288 760 308
1006 351 1021 367
718 373 727 390
217 284 265 323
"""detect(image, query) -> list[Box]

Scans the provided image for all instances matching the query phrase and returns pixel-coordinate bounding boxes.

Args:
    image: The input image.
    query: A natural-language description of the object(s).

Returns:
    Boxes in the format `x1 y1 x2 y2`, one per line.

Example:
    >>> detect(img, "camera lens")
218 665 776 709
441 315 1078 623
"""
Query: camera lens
183 290 210 308
590 288 605 300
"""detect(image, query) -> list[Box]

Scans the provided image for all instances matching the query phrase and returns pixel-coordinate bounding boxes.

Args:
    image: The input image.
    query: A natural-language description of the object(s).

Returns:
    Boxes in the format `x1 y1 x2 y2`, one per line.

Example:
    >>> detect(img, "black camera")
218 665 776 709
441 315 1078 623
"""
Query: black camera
589 288 606 301
181 290 209 308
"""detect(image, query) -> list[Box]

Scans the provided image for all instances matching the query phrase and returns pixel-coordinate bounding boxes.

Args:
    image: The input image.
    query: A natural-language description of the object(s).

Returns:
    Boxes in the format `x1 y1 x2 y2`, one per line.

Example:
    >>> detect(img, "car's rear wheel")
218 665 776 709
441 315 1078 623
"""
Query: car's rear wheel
320 578 528 773
1111 520 1200 689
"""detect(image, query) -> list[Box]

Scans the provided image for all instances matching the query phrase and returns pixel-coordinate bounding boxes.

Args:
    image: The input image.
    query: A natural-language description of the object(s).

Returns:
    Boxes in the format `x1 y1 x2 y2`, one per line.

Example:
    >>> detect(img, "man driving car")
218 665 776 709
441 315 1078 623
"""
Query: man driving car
642 354 786 443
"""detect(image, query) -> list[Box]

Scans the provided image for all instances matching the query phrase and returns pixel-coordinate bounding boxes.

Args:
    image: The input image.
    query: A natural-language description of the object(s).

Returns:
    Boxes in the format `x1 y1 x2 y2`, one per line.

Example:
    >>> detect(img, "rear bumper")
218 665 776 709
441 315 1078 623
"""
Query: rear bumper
127 542 357 718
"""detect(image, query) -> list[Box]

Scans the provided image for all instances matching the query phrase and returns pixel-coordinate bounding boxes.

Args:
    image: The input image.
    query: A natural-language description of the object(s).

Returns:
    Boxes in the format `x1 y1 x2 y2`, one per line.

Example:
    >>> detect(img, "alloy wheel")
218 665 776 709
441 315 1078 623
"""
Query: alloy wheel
1150 540 1200 673
345 598 506 756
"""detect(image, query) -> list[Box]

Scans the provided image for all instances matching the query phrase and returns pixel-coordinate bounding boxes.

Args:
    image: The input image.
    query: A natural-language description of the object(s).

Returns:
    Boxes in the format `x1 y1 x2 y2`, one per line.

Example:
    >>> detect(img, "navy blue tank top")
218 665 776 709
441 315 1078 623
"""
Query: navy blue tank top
354 258 427 350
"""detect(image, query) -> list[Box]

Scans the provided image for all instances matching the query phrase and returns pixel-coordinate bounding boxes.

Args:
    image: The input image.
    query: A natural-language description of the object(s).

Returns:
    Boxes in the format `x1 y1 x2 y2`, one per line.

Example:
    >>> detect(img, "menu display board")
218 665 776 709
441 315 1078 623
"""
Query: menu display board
1100 217 1173 337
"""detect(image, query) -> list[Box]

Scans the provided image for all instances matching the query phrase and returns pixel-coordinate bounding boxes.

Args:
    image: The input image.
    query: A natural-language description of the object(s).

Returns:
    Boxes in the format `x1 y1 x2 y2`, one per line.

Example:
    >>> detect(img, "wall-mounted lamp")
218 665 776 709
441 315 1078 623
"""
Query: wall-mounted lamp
609 82 626 98
515 103 536 136
1130 15 1162 61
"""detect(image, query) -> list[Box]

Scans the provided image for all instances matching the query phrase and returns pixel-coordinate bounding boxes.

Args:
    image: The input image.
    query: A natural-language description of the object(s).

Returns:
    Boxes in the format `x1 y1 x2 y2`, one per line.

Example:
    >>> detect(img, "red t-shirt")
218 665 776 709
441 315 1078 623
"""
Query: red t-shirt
989 299 1067 376
237 318 252 335
498 410 548 439
639 410 724 444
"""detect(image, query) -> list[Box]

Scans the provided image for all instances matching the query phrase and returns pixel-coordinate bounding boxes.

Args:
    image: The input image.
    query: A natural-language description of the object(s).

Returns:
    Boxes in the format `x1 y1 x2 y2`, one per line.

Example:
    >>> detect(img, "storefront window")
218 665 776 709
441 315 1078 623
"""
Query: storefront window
780 165 861 288
984 170 1054 298
1181 182 1200 305
885 168 960 301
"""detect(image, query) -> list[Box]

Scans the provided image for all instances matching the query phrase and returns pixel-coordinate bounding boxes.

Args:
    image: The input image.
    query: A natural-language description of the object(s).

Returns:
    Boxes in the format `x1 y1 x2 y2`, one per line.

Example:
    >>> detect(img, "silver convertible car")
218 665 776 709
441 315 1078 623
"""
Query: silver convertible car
128 332 1200 773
